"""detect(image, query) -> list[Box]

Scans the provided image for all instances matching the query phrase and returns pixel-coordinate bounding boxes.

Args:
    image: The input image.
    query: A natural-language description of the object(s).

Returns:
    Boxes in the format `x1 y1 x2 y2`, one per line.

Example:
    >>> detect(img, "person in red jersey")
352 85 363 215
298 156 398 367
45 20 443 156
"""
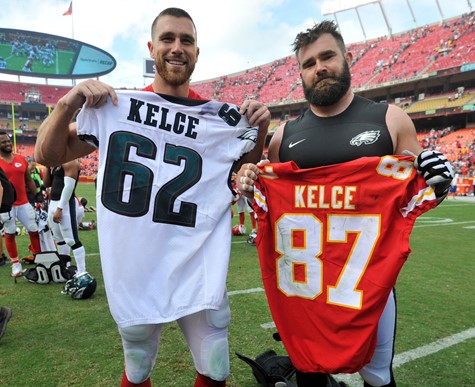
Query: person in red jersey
0 132 42 278
35 7 270 387
236 21 453 387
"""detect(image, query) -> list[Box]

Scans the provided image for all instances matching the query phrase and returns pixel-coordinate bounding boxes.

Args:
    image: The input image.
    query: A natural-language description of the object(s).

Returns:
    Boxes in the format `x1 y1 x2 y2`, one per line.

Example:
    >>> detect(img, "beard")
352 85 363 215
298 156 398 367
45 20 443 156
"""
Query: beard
155 56 195 87
302 60 351 107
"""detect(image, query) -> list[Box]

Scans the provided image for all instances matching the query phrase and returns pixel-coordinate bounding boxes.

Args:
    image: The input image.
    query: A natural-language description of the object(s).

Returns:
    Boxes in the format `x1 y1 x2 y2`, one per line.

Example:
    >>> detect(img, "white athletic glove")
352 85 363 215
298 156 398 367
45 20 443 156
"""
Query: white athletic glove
413 150 454 200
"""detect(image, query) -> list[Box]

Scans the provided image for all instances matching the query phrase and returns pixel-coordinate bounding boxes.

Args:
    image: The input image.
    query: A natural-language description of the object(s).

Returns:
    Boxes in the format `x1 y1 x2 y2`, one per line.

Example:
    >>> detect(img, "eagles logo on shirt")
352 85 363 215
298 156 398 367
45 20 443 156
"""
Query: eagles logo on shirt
350 130 380 146
238 129 258 143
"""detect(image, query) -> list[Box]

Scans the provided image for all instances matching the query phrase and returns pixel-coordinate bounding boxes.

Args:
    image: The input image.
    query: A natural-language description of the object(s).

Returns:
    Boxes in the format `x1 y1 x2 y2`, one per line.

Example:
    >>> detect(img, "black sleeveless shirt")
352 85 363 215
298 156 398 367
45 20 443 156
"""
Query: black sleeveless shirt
50 166 78 201
279 95 393 168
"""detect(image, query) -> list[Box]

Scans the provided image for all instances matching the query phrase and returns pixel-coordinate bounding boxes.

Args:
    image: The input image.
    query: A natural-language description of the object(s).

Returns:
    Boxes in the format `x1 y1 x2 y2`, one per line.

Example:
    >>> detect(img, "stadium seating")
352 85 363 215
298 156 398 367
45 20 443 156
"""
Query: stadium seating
0 80 71 104
1 13 473 106
1 11 474 181
404 91 475 114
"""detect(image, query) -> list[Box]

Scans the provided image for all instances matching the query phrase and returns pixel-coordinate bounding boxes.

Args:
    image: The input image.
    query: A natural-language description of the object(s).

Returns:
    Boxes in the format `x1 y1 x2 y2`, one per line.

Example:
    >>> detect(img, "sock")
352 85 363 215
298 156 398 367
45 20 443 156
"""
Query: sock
72 245 86 274
5 234 18 259
57 241 70 256
194 372 226 387
239 212 245 225
28 231 41 254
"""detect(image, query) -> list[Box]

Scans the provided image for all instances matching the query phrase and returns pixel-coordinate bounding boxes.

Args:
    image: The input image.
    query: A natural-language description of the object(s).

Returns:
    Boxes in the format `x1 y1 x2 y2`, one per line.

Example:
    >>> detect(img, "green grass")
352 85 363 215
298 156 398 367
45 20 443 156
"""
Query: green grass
0 43 75 76
0 187 474 386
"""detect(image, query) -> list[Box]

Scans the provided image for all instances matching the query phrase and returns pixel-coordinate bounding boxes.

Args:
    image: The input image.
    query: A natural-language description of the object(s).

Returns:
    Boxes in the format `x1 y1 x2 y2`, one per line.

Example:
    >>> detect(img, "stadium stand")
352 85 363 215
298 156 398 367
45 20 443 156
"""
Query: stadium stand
193 13 475 106
0 80 71 104
0 11 474 191
404 90 475 114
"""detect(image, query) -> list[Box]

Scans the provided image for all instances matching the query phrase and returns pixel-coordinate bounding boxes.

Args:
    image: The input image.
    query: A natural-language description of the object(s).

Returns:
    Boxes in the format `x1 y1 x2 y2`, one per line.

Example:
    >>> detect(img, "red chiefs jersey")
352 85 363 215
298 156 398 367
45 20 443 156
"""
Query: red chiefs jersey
253 156 437 374
0 154 29 205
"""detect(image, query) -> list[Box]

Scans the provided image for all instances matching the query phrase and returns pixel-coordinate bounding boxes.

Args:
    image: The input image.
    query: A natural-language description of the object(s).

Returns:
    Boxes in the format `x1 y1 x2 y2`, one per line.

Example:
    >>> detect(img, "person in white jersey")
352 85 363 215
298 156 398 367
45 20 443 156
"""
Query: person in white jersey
35 7 270 387
42 159 87 276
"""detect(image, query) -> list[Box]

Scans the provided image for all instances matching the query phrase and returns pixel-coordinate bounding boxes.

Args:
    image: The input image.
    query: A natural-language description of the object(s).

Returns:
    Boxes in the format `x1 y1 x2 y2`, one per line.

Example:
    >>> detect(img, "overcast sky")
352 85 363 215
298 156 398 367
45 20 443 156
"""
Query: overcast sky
0 0 472 88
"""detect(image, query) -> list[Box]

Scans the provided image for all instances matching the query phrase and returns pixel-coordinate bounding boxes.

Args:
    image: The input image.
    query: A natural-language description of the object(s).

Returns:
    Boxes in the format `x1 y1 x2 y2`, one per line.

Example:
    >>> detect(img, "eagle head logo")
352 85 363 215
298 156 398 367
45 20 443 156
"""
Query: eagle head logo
350 130 381 146
238 129 258 143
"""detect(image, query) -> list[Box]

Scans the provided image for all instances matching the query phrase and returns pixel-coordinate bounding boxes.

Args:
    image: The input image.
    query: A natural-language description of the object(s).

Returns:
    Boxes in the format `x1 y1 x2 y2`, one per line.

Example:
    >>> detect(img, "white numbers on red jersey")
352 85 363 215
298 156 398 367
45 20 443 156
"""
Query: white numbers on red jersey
275 214 380 309
377 156 414 180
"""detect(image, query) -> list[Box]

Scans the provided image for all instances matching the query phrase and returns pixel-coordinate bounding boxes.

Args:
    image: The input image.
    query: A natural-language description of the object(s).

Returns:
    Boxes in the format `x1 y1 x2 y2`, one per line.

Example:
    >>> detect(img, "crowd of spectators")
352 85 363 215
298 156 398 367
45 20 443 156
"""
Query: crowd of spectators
8 125 475 183
418 126 475 179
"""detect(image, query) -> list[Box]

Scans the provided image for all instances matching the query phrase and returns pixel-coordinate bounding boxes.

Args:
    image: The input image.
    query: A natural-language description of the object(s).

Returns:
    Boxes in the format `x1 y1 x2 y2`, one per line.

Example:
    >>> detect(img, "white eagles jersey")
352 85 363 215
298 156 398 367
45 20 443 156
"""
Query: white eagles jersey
76 90 258 327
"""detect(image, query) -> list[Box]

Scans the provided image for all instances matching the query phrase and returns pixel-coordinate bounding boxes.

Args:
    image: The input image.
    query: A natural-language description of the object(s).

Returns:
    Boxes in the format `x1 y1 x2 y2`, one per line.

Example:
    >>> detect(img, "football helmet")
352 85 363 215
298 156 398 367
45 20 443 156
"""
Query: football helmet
62 272 97 300
232 224 247 236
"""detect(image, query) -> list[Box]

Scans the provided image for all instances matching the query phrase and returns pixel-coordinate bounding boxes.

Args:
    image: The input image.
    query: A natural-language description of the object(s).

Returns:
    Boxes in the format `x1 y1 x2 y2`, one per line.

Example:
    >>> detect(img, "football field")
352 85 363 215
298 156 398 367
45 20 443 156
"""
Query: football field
0 183 473 386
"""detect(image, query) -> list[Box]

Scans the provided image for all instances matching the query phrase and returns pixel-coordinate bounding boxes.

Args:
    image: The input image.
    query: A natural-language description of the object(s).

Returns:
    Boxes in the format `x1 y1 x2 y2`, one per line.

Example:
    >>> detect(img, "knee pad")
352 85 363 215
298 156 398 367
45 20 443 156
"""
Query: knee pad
205 295 231 329
199 333 229 382
120 325 159 384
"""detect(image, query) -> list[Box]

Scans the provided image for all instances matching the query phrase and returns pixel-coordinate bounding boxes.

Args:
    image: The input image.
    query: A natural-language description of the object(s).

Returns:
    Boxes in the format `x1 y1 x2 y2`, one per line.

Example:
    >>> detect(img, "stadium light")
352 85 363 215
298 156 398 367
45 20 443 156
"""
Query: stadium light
321 0 392 41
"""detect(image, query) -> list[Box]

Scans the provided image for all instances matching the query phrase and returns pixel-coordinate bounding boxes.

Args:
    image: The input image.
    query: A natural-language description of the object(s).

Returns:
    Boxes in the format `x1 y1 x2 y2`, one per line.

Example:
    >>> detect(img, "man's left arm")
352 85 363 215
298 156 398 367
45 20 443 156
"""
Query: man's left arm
53 159 79 223
24 168 37 196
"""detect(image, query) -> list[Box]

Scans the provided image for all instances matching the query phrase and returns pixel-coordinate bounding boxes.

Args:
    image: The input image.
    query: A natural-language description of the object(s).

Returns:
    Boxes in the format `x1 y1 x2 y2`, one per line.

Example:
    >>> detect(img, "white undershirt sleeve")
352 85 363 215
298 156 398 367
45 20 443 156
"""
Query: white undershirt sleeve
58 176 76 209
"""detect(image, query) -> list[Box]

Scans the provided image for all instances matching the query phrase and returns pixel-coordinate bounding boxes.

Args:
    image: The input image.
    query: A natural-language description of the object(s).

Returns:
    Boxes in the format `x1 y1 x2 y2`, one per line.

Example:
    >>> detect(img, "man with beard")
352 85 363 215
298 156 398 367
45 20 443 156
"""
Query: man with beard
236 21 453 387
35 7 270 387
0 132 42 278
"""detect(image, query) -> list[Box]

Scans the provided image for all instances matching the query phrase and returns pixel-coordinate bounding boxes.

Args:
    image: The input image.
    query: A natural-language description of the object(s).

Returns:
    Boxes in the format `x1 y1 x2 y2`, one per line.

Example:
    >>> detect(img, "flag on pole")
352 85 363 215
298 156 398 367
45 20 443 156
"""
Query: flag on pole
63 1 72 16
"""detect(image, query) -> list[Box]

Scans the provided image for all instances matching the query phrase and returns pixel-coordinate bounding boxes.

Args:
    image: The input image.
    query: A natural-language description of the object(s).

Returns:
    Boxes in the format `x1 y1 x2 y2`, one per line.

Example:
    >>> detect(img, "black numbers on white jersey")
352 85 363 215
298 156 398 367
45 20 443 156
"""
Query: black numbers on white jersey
102 131 202 227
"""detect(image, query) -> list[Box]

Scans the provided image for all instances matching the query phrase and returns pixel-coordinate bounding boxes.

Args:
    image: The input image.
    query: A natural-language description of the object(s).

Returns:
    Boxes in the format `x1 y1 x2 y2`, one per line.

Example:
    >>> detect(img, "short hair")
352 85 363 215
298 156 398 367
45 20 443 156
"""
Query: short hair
292 20 346 57
151 7 196 38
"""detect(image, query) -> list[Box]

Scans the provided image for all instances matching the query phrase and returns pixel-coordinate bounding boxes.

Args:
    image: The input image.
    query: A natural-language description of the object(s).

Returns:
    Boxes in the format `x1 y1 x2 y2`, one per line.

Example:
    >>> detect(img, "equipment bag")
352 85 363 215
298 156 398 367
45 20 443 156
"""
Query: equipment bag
24 251 76 284
236 350 296 387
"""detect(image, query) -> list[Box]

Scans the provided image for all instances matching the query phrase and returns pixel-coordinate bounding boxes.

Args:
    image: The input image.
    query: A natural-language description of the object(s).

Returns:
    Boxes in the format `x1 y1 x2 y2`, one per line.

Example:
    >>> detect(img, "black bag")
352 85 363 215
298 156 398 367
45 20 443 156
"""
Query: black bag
24 251 76 284
236 350 296 387
0 167 16 213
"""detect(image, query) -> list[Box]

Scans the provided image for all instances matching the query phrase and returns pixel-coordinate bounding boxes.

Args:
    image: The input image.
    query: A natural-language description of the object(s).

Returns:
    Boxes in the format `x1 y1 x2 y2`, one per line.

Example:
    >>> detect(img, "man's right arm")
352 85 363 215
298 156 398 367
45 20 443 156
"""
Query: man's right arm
35 107 91 167
35 79 117 167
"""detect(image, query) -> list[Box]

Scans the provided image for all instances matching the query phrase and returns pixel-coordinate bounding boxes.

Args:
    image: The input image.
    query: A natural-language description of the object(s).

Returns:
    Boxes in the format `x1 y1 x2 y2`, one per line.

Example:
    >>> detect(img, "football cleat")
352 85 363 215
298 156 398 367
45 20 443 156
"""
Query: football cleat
21 255 36 265
62 272 97 300
247 230 257 245
11 262 24 278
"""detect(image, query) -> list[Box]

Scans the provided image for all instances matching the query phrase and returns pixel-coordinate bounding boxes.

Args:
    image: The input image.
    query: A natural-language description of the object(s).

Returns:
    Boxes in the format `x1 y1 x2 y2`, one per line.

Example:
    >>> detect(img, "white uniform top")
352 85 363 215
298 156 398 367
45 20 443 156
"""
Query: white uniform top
76 90 258 328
